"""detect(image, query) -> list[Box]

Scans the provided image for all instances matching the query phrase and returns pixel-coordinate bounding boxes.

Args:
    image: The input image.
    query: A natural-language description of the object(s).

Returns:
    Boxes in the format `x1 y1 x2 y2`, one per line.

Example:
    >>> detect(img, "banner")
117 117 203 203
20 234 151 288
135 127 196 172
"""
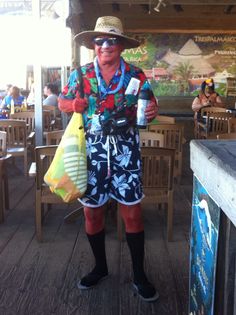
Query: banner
189 176 220 315
123 34 236 96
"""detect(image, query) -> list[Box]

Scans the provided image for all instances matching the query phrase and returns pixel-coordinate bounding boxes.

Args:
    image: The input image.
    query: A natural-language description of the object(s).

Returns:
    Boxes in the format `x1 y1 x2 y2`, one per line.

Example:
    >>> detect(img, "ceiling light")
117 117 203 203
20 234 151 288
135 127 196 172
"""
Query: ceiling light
154 0 166 13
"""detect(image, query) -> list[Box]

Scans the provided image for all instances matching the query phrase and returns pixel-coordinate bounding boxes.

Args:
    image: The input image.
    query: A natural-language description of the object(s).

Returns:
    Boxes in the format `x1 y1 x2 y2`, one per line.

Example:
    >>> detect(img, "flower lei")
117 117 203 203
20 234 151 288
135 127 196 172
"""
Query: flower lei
94 56 125 99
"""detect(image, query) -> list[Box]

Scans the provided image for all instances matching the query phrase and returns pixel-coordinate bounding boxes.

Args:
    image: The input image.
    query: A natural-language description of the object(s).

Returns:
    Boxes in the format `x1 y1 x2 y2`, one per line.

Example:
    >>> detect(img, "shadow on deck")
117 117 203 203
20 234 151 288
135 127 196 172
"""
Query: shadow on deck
0 119 194 315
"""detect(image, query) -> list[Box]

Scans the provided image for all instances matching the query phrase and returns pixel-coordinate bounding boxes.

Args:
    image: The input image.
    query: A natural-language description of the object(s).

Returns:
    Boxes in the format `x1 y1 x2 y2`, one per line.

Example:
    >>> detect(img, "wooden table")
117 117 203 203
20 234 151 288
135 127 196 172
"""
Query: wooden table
0 154 12 223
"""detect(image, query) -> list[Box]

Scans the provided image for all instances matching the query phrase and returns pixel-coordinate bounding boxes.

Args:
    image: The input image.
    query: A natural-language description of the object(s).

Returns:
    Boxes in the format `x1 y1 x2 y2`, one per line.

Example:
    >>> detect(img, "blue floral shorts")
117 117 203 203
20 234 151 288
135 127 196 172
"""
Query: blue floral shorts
79 129 144 208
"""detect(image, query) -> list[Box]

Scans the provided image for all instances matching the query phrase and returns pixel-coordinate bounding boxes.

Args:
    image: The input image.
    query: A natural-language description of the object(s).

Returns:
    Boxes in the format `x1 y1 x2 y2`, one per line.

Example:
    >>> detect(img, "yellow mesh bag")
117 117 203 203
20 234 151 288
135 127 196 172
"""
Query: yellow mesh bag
44 112 87 202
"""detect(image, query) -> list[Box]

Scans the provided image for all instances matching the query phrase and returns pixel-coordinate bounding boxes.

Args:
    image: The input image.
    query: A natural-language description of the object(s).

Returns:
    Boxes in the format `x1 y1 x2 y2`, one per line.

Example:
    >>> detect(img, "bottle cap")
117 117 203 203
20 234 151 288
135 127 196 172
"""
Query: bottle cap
138 89 151 100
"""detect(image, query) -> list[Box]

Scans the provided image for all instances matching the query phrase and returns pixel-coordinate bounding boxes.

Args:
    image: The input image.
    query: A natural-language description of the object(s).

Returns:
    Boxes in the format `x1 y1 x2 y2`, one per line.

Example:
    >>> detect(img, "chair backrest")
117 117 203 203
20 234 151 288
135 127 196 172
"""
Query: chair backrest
0 119 27 147
35 145 58 191
206 112 234 138
200 106 227 117
35 145 66 241
0 131 7 156
228 117 236 133
10 111 35 135
0 119 28 176
149 123 184 152
43 105 62 129
149 123 184 183
141 146 175 192
217 132 236 139
43 105 57 119
43 110 55 132
139 131 164 147
45 130 64 145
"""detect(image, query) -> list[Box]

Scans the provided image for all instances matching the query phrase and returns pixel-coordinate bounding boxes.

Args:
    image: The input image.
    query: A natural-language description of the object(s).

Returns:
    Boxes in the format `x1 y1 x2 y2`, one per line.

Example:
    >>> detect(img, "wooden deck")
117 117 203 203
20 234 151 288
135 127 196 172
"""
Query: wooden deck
0 119 194 315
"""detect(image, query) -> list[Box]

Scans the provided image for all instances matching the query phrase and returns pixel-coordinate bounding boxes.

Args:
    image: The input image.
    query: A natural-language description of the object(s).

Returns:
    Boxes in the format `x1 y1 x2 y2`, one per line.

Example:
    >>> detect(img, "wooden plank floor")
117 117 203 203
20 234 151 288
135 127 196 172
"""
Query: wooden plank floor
0 119 194 315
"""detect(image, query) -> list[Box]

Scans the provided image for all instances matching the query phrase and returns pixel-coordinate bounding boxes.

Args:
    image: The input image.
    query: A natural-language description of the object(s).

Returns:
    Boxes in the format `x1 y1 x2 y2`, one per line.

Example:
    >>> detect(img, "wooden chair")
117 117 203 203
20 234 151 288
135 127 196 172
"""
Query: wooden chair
196 107 227 139
204 112 234 139
0 131 7 157
139 131 164 147
0 131 11 222
10 111 35 136
0 155 12 223
35 145 63 241
0 119 28 176
34 145 82 241
45 130 64 145
149 123 184 184
217 132 236 139
43 110 56 132
228 117 236 133
43 105 61 129
10 111 35 158
142 147 175 241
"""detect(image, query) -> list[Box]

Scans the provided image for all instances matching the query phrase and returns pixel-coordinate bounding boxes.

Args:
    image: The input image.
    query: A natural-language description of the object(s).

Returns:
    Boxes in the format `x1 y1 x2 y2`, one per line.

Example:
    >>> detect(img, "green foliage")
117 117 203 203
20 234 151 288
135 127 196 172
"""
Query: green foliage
215 83 226 96
151 80 191 96
173 61 195 81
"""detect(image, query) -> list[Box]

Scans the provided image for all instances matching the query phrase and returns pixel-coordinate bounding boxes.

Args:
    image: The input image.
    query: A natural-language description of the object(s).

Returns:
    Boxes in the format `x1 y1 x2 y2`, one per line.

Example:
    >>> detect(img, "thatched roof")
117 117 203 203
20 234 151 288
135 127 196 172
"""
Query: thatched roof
167 56 214 75
178 39 202 56
161 39 215 76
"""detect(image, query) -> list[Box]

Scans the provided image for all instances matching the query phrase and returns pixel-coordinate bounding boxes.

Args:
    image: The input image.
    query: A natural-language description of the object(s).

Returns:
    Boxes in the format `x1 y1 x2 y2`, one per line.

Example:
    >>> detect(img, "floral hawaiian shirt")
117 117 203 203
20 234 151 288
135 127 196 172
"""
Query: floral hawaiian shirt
60 58 156 131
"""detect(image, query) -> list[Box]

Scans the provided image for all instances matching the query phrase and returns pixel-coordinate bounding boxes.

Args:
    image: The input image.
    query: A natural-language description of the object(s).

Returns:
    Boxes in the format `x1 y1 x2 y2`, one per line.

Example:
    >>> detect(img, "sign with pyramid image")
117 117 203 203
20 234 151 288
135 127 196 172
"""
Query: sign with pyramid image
122 33 236 96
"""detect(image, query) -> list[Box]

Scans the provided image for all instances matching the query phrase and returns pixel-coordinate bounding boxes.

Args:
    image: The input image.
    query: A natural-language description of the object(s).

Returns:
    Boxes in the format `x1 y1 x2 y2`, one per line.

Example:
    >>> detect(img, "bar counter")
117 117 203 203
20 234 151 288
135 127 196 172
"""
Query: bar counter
190 139 236 315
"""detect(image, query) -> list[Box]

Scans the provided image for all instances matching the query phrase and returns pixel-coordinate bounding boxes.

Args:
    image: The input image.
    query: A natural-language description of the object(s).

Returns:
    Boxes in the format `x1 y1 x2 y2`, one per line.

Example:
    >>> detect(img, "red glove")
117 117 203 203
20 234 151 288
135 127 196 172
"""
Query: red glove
72 97 88 113
58 97 73 113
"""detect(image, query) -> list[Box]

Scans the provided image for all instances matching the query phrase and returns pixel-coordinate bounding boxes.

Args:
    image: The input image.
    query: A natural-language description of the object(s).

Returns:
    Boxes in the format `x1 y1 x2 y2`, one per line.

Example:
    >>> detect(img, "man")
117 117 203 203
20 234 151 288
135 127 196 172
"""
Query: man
58 16 158 302
43 83 58 106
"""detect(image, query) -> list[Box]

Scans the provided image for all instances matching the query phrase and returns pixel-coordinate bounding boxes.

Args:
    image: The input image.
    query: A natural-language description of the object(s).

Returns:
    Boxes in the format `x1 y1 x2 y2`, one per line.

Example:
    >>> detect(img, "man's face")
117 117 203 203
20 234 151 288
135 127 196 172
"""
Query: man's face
44 86 49 96
94 36 124 65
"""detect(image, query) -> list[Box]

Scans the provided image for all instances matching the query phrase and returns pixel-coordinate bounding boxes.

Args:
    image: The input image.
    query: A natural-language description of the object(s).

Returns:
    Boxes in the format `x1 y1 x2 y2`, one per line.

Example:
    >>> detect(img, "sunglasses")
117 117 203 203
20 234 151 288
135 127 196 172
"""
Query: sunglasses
93 37 120 46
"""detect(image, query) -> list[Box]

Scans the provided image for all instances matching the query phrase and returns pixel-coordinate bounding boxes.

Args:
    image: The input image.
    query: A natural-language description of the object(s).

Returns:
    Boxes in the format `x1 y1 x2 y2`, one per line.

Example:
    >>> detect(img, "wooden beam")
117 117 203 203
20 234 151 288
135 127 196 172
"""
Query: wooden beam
127 29 236 34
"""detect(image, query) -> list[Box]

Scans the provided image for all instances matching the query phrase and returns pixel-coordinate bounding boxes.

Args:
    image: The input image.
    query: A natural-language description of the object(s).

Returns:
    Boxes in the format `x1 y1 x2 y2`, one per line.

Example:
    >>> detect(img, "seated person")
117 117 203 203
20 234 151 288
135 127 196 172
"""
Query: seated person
192 78 225 122
43 83 58 106
0 85 24 115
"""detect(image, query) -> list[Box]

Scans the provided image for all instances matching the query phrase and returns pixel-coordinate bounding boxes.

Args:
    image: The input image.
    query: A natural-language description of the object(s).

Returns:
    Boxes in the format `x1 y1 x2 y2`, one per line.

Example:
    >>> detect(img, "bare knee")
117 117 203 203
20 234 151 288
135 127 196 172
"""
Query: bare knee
119 203 144 233
84 206 105 234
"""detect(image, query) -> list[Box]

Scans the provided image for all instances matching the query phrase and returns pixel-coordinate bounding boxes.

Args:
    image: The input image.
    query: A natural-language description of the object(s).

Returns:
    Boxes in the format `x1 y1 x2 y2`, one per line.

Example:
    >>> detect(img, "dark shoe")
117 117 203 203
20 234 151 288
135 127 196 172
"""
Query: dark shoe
77 269 108 290
133 281 159 302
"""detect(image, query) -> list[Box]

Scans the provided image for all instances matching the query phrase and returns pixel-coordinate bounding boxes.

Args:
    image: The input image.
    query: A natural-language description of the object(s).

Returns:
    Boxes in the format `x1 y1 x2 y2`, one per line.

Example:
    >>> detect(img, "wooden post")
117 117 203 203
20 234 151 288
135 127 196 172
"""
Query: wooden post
32 0 43 146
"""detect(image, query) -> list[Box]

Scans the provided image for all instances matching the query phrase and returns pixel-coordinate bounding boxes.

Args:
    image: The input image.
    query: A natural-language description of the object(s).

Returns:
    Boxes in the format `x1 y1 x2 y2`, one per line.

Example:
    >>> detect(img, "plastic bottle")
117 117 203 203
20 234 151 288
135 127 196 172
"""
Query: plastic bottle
10 98 15 114
22 98 27 111
136 90 151 129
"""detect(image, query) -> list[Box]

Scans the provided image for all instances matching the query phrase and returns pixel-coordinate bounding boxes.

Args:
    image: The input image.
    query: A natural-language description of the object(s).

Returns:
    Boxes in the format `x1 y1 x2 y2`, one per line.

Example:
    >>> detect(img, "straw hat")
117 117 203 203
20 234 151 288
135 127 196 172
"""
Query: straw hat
74 16 140 50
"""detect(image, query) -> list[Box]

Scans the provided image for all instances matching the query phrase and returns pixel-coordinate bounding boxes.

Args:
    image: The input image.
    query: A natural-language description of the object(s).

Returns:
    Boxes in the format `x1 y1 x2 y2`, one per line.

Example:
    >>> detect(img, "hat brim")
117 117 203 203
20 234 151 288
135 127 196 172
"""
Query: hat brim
74 31 140 50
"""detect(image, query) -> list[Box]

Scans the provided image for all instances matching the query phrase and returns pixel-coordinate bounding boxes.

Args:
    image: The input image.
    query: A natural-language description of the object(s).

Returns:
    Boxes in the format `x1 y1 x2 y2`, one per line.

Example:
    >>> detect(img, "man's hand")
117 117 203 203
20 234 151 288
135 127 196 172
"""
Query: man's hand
145 100 158 122
72 97 88 113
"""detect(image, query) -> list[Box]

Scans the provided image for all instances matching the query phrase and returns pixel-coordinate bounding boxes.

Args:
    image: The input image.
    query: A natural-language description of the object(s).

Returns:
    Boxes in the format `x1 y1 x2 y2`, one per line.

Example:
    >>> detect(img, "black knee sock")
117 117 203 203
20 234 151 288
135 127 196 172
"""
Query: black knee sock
87 229 108 275
126 231 148 284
